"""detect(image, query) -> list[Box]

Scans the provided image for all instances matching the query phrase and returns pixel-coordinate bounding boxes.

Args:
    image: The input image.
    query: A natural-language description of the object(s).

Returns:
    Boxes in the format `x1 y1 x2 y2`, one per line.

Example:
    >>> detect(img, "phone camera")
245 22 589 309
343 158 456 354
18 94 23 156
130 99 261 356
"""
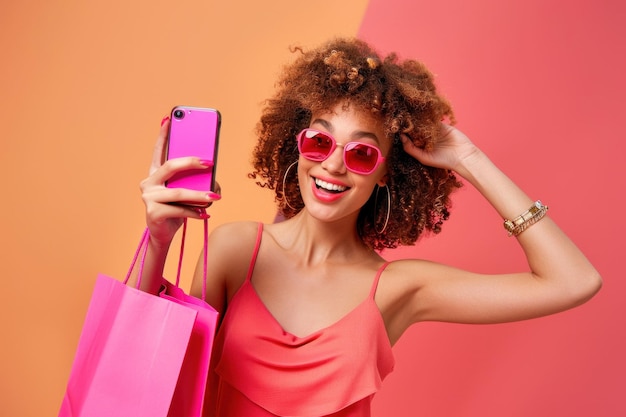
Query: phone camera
173 109 185 120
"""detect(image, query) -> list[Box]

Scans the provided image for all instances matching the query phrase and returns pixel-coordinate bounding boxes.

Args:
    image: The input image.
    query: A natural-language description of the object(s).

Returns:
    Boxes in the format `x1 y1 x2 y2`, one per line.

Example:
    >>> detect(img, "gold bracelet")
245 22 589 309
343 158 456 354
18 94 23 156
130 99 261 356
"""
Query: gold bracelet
503 200 549 237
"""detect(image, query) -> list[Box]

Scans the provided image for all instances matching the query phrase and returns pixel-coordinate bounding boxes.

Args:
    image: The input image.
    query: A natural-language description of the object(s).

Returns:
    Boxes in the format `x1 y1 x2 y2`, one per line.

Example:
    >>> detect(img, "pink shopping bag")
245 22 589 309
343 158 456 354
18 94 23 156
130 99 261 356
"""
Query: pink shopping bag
59 274 197 417
59 219 218 417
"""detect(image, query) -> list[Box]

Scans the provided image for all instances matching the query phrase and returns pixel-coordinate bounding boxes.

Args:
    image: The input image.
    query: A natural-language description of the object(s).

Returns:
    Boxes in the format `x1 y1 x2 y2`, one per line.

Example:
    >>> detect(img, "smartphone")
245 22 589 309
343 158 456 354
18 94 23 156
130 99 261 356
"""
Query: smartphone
165 106 221 198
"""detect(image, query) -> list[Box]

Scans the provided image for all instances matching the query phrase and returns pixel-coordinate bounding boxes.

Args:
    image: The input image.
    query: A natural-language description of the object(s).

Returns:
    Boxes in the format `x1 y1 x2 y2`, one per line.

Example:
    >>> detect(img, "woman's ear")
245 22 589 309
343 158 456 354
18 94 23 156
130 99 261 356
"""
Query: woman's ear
377 173 388 187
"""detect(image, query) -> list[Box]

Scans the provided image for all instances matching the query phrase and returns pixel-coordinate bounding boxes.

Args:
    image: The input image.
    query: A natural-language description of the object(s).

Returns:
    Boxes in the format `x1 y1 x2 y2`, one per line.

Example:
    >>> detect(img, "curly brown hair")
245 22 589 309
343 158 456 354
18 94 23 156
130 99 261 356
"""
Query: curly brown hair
249 38 463 250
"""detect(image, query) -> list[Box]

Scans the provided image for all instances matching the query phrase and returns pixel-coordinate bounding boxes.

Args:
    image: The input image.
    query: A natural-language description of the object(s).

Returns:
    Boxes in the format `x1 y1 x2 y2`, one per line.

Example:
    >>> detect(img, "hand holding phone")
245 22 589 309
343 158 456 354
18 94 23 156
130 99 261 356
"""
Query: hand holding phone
165 106 221 195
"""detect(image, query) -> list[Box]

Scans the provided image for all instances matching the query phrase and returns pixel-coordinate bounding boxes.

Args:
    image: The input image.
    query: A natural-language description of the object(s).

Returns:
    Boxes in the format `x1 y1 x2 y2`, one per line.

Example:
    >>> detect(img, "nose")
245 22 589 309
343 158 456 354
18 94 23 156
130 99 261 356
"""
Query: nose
320 143 346 174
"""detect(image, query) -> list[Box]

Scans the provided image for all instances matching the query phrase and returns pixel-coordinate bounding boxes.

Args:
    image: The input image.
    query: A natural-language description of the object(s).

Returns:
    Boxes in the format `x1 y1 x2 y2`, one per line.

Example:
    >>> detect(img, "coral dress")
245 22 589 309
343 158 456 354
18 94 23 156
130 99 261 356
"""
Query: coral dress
205 224 395 417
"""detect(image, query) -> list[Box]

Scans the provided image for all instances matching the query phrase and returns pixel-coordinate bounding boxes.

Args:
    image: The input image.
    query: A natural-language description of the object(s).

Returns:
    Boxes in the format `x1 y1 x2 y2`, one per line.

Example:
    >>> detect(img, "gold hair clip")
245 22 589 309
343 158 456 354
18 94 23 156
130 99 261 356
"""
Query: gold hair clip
366 57 378 69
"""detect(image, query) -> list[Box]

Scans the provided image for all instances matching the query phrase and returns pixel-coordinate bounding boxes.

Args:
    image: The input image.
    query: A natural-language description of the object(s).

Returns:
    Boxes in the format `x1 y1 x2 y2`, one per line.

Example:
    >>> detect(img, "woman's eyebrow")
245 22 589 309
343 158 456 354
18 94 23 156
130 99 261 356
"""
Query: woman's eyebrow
310 118 332 131
310 118 381 144
351 130 381 144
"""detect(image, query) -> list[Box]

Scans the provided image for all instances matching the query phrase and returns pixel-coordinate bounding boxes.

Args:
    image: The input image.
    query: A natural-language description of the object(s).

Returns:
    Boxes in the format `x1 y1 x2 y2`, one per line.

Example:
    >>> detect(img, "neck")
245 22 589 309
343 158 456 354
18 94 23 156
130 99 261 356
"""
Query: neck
276 210 370 266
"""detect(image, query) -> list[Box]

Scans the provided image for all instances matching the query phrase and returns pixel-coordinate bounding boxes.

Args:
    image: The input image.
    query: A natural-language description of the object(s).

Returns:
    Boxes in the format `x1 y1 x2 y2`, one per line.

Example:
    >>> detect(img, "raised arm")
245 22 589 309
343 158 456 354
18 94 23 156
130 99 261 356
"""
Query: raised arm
395 125 602 325
137 118 221 294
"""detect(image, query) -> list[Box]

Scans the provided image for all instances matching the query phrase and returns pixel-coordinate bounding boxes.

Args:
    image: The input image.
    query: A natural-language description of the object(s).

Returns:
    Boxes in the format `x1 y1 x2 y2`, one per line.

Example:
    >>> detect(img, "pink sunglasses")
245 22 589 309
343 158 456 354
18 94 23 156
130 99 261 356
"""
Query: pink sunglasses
297 129 386 175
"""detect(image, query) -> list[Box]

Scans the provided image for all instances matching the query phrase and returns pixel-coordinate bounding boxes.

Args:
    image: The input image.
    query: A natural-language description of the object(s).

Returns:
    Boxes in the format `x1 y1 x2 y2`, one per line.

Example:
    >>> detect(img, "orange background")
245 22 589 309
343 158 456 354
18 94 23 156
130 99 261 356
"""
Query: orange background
1 1 624 417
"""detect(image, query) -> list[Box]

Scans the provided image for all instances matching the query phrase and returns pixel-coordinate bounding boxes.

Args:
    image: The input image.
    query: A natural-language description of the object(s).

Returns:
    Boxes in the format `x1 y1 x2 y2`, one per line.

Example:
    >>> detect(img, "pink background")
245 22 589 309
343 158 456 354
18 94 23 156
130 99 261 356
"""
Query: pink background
361 1 625 416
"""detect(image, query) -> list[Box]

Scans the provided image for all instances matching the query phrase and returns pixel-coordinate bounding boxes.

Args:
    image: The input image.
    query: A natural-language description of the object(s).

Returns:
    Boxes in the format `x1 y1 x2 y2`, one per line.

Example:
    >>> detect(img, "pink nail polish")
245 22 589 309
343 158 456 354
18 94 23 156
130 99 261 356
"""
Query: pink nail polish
160 116 170 126
199 159 214 167
207 192 221 200
194 207 210 219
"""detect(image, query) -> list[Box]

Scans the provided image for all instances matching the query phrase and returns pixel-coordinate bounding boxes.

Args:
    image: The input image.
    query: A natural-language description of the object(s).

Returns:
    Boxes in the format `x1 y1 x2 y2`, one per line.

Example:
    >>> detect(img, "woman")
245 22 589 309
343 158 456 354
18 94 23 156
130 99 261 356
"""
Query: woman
139 38 601 417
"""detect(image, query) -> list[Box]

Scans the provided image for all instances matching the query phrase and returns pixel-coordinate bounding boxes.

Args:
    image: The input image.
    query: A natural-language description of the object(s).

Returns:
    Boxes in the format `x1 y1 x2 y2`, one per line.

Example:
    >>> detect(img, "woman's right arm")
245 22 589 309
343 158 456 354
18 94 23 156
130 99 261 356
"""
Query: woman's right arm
137 117 220 294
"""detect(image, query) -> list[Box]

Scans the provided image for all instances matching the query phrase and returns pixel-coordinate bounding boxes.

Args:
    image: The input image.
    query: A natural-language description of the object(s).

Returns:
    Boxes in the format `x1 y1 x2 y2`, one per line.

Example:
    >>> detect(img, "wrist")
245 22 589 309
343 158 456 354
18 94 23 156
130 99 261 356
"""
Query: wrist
147 233 173 254
453 145 489 181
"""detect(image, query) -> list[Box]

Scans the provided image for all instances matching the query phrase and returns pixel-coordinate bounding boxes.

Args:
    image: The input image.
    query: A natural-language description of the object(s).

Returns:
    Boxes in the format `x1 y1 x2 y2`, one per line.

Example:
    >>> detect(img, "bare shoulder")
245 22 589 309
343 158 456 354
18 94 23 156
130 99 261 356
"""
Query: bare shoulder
375 259 434 312
210 221 261 249
207 221 262 273
191 221 262 308
377 257 468 301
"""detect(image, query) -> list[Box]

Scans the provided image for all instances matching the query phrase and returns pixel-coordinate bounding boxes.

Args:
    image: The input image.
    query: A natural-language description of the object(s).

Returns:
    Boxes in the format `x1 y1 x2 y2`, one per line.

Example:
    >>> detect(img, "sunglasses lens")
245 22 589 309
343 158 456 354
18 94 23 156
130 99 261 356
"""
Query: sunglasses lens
345 143 380 174
298 129 383 174
299 130 334 161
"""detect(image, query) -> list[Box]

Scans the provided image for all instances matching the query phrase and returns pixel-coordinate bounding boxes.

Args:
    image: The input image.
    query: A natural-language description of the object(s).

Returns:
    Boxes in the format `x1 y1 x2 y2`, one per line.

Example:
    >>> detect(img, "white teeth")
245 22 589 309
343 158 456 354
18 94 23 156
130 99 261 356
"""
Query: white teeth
315 178 347 192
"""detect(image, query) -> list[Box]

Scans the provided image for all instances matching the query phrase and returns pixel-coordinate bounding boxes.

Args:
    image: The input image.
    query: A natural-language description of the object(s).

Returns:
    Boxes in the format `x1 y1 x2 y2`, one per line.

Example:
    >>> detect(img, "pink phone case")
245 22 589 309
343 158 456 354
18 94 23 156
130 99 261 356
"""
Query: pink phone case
165 106 221 193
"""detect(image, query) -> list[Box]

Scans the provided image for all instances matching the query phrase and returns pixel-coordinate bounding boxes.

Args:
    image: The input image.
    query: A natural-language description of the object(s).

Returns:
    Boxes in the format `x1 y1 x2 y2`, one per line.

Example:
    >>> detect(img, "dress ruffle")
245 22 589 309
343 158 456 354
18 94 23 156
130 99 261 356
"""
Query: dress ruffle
213 280 394 417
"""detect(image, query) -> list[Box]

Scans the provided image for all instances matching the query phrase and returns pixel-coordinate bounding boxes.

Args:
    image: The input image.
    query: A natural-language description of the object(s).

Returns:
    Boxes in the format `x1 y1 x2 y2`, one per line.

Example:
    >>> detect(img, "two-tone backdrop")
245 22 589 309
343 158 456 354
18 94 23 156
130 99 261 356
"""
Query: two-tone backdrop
1 1 623 416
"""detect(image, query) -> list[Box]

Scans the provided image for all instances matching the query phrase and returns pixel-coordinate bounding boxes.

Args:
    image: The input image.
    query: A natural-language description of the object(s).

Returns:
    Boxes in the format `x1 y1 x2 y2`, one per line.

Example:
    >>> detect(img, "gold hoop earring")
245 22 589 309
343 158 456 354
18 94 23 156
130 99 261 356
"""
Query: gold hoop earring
374 185 391 234
281 161 298 210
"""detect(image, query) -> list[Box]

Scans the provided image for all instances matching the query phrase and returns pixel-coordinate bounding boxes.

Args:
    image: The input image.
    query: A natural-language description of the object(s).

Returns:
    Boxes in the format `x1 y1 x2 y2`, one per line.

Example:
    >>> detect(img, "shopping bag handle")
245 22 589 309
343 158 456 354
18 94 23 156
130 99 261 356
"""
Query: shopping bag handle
124 217 209 301
123 227 149 286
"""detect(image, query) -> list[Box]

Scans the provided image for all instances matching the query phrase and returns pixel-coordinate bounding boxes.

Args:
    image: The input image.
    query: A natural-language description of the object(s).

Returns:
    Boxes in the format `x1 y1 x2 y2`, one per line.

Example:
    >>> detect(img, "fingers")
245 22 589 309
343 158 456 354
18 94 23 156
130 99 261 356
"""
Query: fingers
142 187 221 242
145 199 213 225
400 134 424 158
141 176 221 207
143 113 222 211
145 156 212 188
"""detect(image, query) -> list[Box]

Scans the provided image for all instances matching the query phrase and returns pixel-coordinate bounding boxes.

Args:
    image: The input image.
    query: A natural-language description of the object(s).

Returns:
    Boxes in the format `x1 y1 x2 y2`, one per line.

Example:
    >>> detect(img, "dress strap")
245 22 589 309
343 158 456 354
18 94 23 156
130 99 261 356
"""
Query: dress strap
369 261 390 298
245 223 264 282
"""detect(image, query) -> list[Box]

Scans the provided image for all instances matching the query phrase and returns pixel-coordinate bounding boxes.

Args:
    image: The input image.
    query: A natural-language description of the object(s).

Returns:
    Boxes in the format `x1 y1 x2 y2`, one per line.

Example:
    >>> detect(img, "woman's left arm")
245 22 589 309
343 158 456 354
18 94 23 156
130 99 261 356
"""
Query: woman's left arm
398 125 602 324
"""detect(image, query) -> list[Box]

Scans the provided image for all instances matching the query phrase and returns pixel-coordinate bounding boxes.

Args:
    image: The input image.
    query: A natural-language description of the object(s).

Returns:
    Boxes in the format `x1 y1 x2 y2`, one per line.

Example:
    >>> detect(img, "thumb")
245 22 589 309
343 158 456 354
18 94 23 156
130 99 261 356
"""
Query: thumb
150 116 170 174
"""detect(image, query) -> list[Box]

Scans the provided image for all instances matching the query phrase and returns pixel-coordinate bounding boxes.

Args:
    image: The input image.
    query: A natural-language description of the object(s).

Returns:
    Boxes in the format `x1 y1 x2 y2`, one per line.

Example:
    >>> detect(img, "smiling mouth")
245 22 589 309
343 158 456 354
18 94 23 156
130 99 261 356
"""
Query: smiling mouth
314 177 349 193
